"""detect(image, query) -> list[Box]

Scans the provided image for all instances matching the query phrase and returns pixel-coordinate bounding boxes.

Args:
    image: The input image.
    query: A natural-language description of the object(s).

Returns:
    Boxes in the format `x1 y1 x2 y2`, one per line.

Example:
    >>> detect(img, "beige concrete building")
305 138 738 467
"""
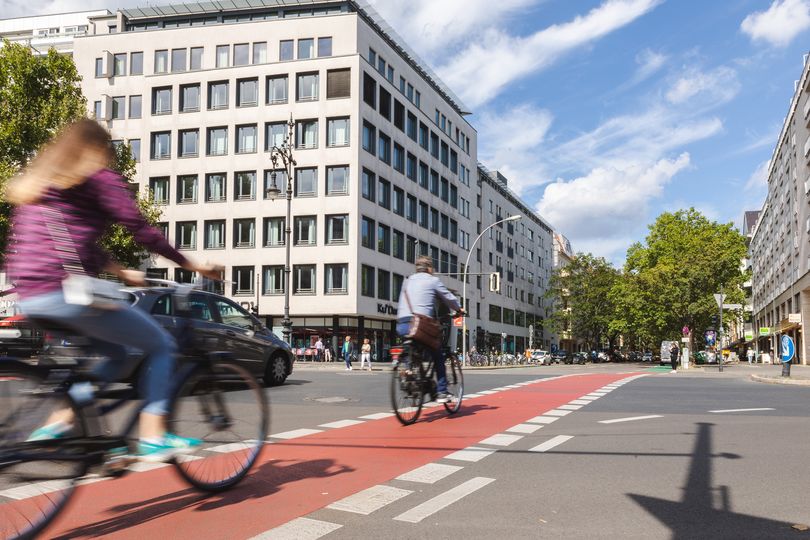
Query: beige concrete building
749 54 810 365
0 10 111 56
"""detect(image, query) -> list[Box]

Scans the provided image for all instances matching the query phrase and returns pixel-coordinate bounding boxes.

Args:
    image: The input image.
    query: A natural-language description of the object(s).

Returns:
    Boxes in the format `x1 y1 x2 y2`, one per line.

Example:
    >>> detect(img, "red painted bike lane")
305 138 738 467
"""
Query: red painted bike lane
45 373 637 539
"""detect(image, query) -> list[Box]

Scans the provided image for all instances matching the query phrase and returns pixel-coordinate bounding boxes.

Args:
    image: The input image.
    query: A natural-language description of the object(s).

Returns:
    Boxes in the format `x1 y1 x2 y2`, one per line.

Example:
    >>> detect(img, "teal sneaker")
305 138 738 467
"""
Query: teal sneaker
138 434 202 463
26 422 71 442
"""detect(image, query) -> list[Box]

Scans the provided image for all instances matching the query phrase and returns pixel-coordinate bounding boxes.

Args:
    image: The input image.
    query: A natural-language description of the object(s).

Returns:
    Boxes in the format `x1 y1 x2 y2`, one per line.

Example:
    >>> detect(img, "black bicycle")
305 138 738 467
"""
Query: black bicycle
0 281 268 540
390 313 464 425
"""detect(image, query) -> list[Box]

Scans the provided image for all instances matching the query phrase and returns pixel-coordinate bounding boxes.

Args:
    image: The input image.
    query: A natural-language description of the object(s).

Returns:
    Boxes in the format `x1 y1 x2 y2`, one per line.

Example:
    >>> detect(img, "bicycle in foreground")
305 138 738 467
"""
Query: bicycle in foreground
390 312 464 425
0 280 268 540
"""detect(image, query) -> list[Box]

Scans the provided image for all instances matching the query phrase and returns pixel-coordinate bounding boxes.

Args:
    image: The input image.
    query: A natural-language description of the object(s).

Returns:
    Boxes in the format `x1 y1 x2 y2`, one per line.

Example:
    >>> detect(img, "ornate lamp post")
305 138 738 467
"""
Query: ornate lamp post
265 115 296 345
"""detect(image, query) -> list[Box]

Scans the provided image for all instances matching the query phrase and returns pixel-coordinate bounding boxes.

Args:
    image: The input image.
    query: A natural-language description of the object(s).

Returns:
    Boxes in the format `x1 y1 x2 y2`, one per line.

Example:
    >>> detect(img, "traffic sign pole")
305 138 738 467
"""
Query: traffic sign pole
781 335 795 378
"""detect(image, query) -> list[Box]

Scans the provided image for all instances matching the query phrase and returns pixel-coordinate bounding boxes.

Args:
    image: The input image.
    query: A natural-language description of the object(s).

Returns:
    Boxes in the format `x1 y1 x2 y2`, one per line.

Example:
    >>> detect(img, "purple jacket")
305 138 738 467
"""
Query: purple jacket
7 169 187 299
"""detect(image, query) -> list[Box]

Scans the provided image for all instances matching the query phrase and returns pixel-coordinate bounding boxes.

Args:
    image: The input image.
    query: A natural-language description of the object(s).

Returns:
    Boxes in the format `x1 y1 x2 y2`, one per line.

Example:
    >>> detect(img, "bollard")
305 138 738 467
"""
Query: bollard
782 359 792 377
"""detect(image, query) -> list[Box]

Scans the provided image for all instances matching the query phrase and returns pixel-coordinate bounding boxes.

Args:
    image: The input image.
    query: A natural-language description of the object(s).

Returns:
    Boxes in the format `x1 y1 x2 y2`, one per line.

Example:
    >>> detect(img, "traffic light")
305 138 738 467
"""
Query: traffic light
489 272 500 293
710 314 719 328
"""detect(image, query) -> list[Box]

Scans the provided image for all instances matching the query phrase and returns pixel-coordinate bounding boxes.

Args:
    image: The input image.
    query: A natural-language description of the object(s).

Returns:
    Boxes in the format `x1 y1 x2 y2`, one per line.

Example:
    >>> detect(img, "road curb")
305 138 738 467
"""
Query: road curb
750 374 810 386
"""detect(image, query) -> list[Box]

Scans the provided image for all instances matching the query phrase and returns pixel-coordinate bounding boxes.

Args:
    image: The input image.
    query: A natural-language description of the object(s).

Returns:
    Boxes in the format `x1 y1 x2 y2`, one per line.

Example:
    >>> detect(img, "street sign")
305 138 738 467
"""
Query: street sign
744 330 754 341
714 293 726 309
781 335 796 363
759 327 770 336
722 303 742 310
705 330 716 346
452 316 463 327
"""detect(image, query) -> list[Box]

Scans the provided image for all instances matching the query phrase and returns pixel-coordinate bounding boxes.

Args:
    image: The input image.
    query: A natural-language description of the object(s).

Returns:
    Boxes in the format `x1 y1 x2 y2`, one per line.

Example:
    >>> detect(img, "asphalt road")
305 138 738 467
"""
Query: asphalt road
31 362 810 539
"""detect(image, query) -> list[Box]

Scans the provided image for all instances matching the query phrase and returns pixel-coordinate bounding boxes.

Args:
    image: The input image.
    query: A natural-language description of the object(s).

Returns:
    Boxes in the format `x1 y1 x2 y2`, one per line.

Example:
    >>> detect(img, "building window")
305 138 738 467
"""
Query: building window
233 43 249 66
175 268 195 284
362 121 376 153
325 264 347 295
362 169 375 201
204 220 225 249
419 201 429 228
293 265 316 295
111 96 125 120
279 40 294 61
206 173 226 202
150 132 170 160
207 127 228 156
378 132 391 164
393 144 404 173
326 214 348 244
179 129 199 157
406 112 417 141
430 132 439 158
363 72 376 108
430 208 440 234
180 84 200 112
361 217 375 249
419 123 428 150
361 265 375 297
190 47 203 70
171 48 186 72
294 216 317 246
406 235 416 263
176 221 197 250
406 153 417 181
368 48 376 65
264 170 288 198
129 139 141 163
296 119 318 149
326 68 350 99
263 265 284 295
418 162 428 188
295 168 317 197
378 178 390 209
379 88 391 120
208 81 229 109
232 266 254 295
440 177 449 202
93 100 101 119
253 42 267 64
177 175 197 204
263 217 285 247
152 87 172 115
234 171 256 200
154 50 168 73
236 125 257 154
296 72 319 101
234 218 255 248
429 170 439 196
149 177 169 205
393 187 404 216
237 78 258 107
327 117 350 147
394 100 405 130
377 224 390 254
377 269 390 300
406 195 417 222
130 51 143 75
393 273 404 300
266 75 288 104
215 44 229 68
326 166 349 195
113 53 126 76
298 38 314 59
318 36 332 57
266 122 286 150
393 230 404 259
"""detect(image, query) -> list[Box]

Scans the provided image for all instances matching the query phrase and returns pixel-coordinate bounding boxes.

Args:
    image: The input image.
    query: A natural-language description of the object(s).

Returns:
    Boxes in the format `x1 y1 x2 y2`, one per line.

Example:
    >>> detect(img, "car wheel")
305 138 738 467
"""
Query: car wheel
264 353 288 387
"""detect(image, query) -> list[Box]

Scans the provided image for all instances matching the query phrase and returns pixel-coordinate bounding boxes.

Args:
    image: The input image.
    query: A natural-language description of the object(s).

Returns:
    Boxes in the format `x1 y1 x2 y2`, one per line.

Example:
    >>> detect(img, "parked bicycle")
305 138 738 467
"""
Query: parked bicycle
0 281 268 540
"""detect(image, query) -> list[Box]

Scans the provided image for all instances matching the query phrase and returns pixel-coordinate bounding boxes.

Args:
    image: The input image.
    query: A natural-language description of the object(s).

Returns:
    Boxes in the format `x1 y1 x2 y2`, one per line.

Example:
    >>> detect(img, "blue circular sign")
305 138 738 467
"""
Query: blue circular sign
781 335 795 363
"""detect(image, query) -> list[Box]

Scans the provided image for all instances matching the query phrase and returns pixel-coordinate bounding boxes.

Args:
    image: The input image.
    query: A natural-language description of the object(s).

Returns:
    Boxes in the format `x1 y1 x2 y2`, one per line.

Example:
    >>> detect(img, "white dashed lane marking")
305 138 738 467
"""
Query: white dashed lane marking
525 415 559 424
249 517 342 540
396 463 464 484
709 408 775 414
556 405 582 411
599 415 663 424
444 446 496 462
358 412 394 420
327 485 413 515
393 477 496 523
505 423 544 434
269 428 323 440
529 435 574 453
569 399 592 405
478 433 523 446
544 409 572 416
319 419 365 429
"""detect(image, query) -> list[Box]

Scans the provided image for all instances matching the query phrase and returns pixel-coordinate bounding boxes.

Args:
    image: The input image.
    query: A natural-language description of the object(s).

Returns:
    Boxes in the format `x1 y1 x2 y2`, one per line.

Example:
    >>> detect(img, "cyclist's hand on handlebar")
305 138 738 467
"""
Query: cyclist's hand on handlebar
119 269 146 286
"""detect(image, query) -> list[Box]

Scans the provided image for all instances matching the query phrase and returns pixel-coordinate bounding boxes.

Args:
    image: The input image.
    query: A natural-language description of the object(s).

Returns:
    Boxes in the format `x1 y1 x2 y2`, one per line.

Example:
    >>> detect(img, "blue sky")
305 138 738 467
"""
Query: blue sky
6 0 810 263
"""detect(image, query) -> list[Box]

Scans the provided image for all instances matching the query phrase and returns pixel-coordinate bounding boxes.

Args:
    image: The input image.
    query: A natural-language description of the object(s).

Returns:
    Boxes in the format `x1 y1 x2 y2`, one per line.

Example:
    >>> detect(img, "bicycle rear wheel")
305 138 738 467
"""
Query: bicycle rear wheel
168 362 268 492
0 361 87 540
443 355 464 414
391 352 423 425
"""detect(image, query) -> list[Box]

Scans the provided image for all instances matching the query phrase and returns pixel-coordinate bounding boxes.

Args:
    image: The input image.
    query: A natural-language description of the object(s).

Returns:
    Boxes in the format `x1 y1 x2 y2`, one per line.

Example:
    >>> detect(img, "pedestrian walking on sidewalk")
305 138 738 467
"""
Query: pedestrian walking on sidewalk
669 342 680 373
314 337 324 362
360 338 372 371
747 348 754 364
324 341 333 363
342 336 353 371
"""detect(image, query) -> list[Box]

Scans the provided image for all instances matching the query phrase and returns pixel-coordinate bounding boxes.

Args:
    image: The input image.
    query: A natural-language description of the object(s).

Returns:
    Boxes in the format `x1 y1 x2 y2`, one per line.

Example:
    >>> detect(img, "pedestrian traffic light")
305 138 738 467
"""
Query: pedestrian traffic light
710 314 718 328
489 272 500 293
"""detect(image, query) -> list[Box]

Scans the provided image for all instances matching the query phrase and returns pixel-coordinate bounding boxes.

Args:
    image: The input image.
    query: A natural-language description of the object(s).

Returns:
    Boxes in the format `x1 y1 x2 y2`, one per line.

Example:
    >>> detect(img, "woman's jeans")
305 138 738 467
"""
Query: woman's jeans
20 290 177 415
343 350 352 368
397 317 447 394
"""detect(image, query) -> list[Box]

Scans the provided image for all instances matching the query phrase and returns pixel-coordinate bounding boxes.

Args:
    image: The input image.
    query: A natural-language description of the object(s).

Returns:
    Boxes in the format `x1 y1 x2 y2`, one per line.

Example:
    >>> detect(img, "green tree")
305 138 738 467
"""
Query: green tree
622 208 747 348
547 253 622 350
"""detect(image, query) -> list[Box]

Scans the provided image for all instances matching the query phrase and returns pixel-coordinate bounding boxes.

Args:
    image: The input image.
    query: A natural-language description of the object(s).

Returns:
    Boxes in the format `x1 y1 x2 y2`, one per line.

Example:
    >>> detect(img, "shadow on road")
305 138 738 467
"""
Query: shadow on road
52 458 354 539
629 422 798 539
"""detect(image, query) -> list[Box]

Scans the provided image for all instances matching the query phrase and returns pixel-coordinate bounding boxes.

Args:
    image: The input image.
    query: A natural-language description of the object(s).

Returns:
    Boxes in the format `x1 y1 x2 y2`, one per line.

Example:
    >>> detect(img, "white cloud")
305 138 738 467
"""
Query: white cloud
634 48 667 81
741 0 810 48
536 154 691 258
436 0 662 107
744 160 771 192
665 66 740 105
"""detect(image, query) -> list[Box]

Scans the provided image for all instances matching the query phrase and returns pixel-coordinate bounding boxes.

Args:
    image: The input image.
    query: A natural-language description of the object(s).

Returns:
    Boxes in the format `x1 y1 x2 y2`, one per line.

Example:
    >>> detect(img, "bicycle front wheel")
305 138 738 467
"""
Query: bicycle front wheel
0 361 87 540
444 355 464 414
169 362 268 492
391 358 423 426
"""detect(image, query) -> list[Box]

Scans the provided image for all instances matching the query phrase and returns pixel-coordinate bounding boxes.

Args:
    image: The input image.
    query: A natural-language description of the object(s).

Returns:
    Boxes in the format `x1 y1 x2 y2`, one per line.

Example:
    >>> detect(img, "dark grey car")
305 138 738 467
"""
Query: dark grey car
128 287 294 386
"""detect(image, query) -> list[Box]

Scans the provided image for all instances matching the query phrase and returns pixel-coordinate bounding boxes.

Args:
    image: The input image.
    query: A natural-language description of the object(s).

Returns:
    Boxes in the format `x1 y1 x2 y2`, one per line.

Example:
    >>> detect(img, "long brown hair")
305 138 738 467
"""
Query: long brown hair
6 119 114 206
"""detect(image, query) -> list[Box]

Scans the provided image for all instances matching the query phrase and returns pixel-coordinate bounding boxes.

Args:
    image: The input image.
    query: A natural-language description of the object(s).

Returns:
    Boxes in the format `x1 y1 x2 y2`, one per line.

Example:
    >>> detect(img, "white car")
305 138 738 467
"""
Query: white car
531 350 551 365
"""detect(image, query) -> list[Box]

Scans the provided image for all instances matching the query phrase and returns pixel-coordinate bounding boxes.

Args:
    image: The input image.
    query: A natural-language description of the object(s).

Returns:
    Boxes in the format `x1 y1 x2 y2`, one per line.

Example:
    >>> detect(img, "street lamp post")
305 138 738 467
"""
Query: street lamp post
461 215 521 366
265 115 296 345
